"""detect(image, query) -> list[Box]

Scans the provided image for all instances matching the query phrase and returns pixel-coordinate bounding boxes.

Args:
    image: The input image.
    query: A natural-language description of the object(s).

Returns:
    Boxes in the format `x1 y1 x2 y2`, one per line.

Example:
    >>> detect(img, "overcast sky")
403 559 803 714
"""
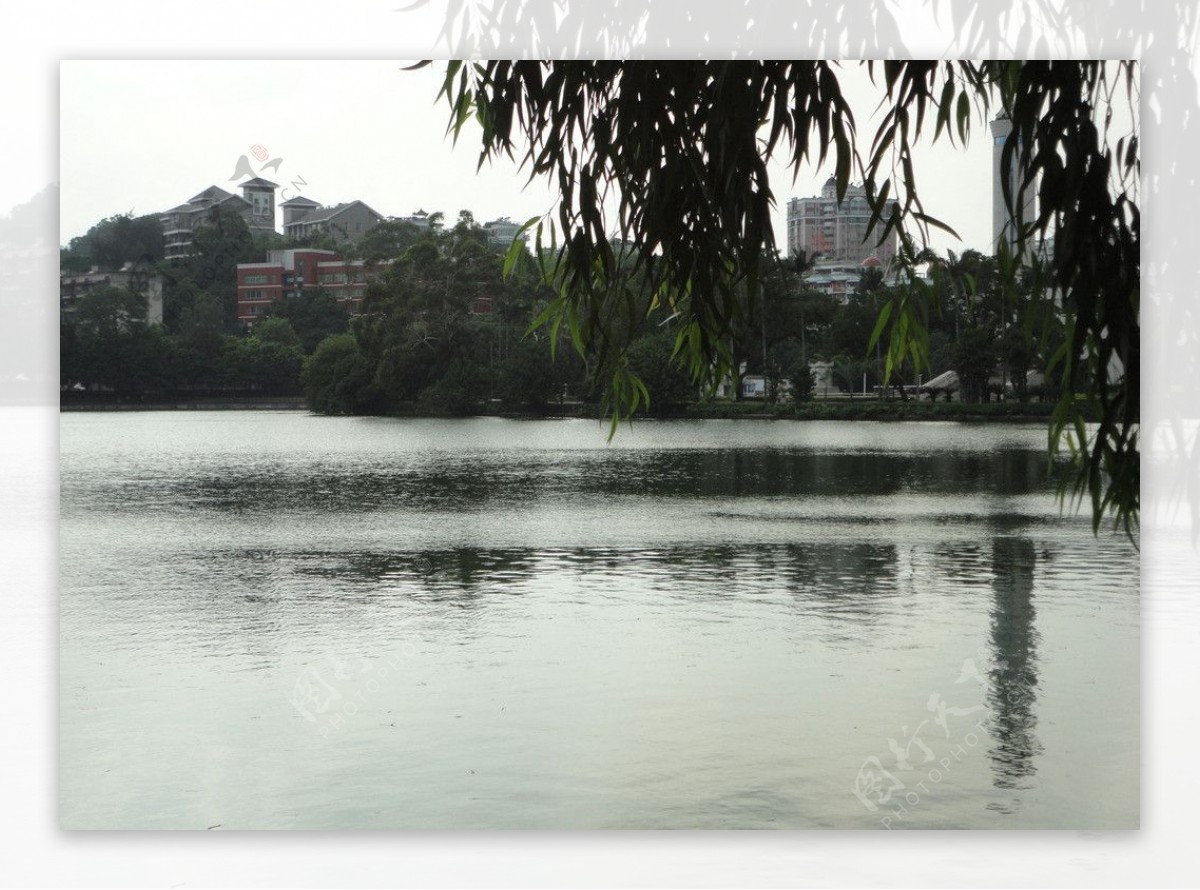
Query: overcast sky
60 60 999 255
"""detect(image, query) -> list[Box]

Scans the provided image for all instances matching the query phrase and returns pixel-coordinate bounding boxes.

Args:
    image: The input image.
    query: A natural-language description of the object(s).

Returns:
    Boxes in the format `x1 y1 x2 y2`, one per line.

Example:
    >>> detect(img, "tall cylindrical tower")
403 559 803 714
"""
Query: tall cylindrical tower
990 113 1035 253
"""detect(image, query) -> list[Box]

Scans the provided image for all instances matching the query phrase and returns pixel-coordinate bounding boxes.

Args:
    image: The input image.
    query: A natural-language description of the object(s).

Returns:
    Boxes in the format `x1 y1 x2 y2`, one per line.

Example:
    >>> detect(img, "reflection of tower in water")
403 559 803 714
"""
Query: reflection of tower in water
986 537 1042 806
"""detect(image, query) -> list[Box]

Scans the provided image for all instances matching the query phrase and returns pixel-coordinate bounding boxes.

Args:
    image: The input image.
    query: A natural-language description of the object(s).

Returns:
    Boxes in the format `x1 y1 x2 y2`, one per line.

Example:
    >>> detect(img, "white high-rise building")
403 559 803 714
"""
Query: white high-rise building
786 177 898 266
990 113 1036 253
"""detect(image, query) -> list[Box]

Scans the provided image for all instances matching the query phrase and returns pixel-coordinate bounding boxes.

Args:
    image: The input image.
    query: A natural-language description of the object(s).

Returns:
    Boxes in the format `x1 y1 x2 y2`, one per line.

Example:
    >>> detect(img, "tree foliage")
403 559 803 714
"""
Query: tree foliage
63 284 305 399
953 326 1000 404
71 284 148 336
430 60 1139 536
186 206 258 328
61 212 165 273
253 317 302 350
353 219 427 264
302 214 584 416
264 289 351 354
625 326 696 415
63 286 163 396
302 334 381 414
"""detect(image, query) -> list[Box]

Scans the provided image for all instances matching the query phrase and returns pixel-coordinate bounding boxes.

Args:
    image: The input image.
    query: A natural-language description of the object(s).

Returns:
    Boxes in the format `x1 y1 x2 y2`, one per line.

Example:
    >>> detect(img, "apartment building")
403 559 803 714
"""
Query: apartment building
786 177 898 267
281 198 385 245
160 179 278 260
60 263 165 325
236 249 389 324
482 217 529 248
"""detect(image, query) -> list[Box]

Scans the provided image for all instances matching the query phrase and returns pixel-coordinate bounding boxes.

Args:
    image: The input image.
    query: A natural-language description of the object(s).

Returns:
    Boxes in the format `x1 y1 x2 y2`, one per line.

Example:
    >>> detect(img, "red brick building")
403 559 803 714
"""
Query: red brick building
236 249 389 324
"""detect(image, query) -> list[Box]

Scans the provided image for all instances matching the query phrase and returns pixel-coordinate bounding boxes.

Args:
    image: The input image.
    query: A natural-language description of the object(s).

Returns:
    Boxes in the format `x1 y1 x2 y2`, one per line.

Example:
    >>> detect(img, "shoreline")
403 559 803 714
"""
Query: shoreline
59 397 1060 423
60 397 310 412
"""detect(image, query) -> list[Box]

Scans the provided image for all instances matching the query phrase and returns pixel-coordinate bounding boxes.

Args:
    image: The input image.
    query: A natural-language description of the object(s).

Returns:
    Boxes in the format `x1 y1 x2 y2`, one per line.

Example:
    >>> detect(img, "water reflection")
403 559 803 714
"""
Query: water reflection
59 415 1137 829
286 542 906 617
986 537 1042 809
71 447 1058 517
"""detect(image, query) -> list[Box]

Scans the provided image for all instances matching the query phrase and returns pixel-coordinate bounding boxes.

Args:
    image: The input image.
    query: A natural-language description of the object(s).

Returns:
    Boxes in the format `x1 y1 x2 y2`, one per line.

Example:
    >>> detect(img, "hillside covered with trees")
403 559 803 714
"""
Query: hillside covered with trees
61 204 1067 419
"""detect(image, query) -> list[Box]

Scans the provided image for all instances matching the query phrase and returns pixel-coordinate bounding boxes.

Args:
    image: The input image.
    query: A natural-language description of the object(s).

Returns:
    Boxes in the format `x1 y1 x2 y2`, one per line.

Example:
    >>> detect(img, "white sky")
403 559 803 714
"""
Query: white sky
59 60 997 254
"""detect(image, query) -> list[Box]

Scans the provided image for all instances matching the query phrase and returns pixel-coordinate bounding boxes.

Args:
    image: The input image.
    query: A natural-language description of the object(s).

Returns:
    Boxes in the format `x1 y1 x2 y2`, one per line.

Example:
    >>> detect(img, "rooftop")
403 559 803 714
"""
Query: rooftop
284 200 383 226
186 185 235 205
239 177 279 190
280 195 320 207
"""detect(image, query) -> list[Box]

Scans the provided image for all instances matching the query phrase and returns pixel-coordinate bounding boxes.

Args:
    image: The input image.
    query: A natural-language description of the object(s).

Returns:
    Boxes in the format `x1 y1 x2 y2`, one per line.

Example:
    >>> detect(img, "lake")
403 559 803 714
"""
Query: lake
59 412 1138 829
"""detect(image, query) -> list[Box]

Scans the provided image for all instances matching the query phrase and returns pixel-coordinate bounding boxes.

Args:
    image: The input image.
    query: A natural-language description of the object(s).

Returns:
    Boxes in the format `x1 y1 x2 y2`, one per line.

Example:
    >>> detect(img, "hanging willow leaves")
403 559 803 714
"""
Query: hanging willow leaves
417 60 1139 537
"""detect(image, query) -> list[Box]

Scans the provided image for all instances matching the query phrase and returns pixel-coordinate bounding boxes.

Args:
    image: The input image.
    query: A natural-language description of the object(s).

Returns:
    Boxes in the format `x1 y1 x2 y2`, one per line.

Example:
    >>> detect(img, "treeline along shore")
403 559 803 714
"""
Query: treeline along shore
60 391 1061 423
62 208 1076 424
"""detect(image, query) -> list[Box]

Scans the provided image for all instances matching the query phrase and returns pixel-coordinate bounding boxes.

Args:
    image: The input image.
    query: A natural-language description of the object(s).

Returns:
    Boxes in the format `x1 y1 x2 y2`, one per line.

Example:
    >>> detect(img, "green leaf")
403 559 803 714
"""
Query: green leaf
956 91 970 143
868 297 894 352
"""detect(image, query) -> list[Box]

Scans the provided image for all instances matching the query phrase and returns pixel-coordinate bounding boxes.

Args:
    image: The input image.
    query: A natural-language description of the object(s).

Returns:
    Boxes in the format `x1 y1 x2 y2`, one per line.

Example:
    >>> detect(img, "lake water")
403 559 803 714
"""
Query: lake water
59 412 1138 829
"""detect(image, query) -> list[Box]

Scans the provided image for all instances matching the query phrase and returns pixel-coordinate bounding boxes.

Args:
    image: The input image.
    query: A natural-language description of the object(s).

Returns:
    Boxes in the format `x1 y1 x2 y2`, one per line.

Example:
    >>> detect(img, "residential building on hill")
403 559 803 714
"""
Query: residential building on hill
482 217 529 248
279 196 320 232
281 198 385 244
392 209 439 230
60 262 164 326
160 179 279 260
238 177 279 234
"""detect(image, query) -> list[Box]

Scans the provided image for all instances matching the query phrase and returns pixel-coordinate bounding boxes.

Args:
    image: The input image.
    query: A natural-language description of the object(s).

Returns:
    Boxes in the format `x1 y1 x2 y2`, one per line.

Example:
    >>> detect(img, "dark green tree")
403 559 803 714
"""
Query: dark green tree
417 353 487 416
186 206 257 328
265 289 350 354
175 292 224 360
355 220 426 264
953 326 1001 403
1000 323 1033 403
60 322 84 389
494 334 569 410
352 218 502 411
625 326 696 415
767 338 816 404
218 337 304 395
252 317 302 350
302 333 383 414
61 212 164 272
66 286 171 396
71 284 148 337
